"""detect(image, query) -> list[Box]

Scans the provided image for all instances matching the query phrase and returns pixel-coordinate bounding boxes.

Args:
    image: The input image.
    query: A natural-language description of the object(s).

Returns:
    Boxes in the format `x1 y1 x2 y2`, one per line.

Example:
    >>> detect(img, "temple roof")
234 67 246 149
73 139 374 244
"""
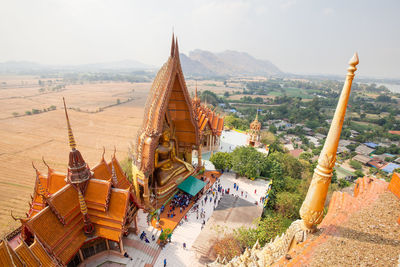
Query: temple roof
134 35 200 175
0 240 24 267
195 104 224 137
14 240 40 267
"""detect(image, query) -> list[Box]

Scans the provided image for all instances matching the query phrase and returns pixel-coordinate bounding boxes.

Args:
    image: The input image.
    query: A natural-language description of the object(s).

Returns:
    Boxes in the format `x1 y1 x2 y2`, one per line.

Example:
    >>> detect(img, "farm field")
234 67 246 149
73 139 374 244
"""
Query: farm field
0 77 154 235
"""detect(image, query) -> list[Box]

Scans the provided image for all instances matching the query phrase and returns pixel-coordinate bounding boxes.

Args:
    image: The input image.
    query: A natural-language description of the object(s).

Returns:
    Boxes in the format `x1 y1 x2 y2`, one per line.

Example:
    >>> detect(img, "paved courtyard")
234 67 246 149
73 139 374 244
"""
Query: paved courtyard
153 173 269 267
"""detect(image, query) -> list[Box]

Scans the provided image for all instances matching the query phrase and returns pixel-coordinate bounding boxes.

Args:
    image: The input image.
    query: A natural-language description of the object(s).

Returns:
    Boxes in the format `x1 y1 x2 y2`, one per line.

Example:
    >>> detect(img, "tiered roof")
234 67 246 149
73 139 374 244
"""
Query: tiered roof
1 100 136 266
195 104 224 137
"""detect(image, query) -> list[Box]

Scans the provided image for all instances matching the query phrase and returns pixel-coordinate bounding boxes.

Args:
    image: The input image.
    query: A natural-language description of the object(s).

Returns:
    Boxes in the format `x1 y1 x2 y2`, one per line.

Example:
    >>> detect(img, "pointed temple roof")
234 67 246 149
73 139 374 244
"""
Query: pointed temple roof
63 98 91 185
1 100 137 266
134 35 200 175
20 155 133 265
250 110 261 130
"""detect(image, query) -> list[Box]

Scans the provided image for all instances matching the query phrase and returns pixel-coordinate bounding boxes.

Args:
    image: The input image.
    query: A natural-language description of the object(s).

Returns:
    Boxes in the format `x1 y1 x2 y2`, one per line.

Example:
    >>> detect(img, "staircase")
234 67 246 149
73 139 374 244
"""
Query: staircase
121 209 162 267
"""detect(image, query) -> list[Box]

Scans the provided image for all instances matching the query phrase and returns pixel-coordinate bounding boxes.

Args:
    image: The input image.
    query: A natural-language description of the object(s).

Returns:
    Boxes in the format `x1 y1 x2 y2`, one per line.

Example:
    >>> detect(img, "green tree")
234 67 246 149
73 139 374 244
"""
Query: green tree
233 214 292 248
210 152 227 170
231 146 266 178
349 160 362 170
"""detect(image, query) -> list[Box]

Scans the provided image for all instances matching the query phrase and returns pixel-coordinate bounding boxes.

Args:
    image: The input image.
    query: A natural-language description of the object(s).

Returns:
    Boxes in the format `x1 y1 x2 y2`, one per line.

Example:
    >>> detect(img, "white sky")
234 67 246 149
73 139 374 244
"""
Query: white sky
0 0 399 78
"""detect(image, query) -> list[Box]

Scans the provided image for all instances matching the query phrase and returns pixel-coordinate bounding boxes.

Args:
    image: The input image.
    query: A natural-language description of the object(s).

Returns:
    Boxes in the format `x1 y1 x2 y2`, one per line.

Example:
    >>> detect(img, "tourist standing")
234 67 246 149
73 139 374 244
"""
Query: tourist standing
164 258 167 267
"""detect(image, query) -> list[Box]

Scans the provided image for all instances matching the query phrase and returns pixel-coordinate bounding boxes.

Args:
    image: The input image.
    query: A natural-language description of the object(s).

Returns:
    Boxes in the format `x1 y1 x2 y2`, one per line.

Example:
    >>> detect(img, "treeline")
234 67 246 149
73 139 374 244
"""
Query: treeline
63 72 154 83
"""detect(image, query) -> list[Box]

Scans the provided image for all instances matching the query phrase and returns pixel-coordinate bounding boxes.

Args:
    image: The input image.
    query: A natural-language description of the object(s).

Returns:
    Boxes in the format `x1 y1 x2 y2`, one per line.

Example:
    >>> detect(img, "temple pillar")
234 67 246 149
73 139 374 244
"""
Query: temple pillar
119 238 124 254
105 239 110 250
133 214 139 235
142 176 152 211
300 53 359 231
198 145 202 167
78 249 84 262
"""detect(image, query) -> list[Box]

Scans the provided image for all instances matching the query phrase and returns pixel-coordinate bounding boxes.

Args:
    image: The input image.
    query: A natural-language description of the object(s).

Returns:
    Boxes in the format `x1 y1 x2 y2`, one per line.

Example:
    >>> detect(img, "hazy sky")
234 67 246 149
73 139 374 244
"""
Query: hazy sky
1 0 399 78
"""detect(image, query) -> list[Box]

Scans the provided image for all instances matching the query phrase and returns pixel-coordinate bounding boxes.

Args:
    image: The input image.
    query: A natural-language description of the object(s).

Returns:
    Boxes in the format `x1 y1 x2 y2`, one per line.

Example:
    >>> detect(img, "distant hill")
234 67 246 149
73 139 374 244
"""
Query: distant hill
180 49 282 77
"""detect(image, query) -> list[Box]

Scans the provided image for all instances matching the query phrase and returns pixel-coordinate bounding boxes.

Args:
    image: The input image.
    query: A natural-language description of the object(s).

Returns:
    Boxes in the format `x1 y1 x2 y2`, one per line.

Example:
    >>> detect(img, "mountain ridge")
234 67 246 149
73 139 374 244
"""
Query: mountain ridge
181 49 282 77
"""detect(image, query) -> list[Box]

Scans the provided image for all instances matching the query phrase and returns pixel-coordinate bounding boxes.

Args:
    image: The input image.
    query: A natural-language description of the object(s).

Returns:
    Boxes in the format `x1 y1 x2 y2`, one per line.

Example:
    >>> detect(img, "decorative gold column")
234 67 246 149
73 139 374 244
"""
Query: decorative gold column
300 53 359 230
198 145 202 167
142 176 152 211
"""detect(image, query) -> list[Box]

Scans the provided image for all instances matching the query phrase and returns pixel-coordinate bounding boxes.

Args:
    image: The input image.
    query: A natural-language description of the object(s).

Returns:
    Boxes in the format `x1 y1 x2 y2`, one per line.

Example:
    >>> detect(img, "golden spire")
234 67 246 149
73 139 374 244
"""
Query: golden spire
300 53 359 230
63 97 76 150
170 32 175 57
77 189 88 215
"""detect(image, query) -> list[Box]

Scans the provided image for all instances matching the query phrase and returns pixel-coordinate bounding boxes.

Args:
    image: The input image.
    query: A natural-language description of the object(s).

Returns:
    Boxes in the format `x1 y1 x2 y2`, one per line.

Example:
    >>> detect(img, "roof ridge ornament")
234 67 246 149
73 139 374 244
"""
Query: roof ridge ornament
42 156 53 173
102 146 106 161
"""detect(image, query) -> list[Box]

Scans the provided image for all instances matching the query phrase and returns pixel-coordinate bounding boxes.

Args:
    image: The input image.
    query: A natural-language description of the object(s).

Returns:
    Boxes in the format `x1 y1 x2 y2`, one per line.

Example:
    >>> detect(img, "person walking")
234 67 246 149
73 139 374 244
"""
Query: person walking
183 242 186 249
164 258 167 267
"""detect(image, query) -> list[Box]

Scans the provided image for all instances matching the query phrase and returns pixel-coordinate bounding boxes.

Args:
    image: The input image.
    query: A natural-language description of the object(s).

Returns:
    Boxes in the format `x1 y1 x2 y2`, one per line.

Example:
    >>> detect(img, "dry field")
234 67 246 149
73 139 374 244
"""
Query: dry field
0 76 151 235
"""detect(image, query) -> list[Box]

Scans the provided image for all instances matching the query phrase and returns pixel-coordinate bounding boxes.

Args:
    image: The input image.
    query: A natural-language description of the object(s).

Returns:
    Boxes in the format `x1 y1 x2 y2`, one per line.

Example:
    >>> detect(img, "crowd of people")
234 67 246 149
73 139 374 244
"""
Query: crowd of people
165 192 192 218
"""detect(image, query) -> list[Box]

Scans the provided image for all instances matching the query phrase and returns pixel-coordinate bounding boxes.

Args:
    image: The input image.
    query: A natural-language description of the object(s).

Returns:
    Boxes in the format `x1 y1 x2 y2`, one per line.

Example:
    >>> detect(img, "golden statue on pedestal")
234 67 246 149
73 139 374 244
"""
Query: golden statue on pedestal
154 126 193 187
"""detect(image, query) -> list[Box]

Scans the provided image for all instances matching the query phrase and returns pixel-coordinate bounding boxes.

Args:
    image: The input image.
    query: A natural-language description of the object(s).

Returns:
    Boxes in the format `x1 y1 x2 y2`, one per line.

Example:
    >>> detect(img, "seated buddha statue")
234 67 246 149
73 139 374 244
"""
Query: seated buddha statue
154 127 193 187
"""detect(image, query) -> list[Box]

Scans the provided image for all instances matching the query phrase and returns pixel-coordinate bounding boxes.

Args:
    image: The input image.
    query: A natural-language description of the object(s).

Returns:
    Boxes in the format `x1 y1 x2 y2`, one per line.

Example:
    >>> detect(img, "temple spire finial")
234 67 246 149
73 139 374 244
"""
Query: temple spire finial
63 97 76 150
175 36 179 55
300 53 359 230
170 32 175 57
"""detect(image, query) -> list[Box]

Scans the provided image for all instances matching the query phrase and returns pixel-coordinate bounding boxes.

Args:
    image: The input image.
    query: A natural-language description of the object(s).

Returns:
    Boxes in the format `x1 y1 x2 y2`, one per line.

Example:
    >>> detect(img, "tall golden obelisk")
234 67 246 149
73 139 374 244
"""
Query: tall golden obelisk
300 53 359 231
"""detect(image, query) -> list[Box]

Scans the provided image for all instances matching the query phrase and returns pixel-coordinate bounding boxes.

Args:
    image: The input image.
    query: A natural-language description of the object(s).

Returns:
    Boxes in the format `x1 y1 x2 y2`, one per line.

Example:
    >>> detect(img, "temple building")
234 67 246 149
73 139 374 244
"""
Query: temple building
192 85 224 164
0 99 139 266
132 35 200 210
247 112 261 147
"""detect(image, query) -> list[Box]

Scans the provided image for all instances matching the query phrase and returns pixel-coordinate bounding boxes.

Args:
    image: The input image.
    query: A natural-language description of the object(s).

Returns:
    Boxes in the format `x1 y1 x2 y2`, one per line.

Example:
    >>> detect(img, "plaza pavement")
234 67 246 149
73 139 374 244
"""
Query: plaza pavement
153 172 269 267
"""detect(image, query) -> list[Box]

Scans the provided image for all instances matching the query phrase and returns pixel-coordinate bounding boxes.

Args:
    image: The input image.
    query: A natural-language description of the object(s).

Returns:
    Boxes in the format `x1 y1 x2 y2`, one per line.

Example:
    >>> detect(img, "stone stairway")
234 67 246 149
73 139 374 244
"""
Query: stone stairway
120 209 162 266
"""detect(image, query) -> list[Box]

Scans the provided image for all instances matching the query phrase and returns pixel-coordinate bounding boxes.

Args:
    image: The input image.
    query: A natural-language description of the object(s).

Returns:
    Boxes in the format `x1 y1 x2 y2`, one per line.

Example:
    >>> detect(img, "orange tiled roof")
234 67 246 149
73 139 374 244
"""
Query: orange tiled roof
108 157 131 190
195 105 224 136
15 240 40 267
389 130 400 135
29 238 57 266
47 184 80 225
84 179 111 212
47 171 67 194
0 240 24 267
26 206 85 265
88 188 130 242
92 157 112 181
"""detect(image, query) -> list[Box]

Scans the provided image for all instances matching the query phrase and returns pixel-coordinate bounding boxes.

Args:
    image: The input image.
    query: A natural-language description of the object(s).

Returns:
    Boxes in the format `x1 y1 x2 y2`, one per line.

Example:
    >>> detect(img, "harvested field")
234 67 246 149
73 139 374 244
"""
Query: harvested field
0 78 151 235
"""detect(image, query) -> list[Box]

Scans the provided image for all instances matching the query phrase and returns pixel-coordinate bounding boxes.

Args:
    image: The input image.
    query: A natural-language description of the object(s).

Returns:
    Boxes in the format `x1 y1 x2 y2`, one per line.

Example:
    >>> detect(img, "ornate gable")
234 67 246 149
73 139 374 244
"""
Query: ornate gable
134 35 200 175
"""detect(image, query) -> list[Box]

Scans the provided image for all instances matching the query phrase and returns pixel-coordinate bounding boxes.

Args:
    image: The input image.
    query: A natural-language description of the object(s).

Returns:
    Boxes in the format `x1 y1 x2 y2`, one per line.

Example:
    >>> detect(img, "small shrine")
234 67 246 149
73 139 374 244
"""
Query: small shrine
247 111 261 147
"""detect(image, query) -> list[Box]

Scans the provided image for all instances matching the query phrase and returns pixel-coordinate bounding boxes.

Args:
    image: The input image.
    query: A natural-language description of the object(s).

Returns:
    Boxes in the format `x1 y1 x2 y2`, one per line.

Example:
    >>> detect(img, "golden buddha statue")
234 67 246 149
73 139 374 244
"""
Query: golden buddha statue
154 127 193 186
